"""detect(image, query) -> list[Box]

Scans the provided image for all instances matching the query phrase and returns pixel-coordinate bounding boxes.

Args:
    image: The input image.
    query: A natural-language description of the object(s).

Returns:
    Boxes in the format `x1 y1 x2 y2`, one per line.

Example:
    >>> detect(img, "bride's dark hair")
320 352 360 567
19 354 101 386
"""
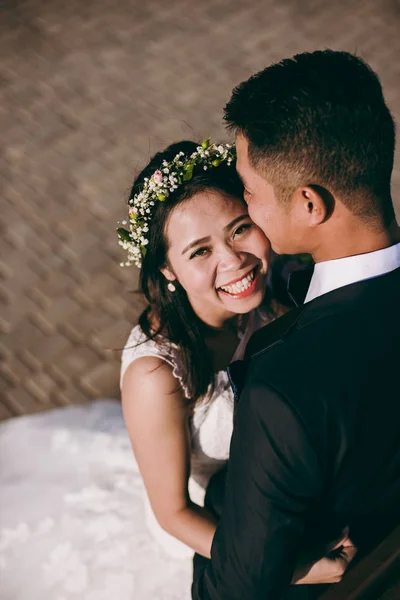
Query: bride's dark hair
129 140 249 403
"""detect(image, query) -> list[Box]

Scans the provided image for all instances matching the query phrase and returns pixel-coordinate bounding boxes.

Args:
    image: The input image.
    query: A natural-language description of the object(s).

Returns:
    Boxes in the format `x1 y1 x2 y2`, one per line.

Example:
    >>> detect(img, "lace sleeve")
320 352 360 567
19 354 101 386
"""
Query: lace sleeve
120 326 192 400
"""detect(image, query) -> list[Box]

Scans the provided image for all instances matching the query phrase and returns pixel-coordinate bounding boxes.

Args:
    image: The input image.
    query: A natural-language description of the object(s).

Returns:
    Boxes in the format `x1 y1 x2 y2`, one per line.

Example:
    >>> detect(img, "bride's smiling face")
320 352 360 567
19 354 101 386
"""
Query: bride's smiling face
161 191 271 328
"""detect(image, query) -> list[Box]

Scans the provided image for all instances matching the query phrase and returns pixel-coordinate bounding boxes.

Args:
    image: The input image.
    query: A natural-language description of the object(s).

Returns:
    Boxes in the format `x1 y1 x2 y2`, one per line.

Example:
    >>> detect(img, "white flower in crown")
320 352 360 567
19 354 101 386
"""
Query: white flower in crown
117 139 236 268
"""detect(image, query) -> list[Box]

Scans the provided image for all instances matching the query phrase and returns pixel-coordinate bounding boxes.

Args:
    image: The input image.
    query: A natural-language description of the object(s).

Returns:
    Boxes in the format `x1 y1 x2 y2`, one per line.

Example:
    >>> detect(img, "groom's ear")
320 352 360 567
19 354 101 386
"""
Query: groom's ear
293 185 333 226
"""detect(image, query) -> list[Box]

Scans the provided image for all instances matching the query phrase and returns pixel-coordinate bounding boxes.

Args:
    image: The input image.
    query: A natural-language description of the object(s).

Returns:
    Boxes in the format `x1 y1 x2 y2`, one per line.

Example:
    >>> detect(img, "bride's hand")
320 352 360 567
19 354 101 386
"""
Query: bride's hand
292 529 357 585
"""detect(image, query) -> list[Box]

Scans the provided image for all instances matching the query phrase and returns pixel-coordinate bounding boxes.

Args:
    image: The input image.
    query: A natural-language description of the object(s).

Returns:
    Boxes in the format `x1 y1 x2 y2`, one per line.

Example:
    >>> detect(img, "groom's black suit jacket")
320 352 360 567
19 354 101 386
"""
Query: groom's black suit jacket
192 267 400 600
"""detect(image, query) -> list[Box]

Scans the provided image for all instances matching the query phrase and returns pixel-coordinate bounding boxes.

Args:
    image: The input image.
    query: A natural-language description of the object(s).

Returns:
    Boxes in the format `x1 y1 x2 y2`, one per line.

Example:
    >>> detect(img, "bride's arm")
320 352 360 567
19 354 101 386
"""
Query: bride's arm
121 356 217 558
293 531 357 585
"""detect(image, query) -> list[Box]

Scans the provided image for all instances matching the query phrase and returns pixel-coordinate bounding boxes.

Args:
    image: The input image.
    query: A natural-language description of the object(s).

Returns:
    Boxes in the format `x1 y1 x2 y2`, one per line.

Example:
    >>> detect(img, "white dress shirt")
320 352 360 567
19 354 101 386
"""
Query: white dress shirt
305 242 400 303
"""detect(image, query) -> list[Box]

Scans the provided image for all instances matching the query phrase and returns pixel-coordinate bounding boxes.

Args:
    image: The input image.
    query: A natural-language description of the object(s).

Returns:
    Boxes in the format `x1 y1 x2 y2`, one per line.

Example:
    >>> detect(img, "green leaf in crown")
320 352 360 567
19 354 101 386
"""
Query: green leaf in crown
183 162 195 181
117 227 132 242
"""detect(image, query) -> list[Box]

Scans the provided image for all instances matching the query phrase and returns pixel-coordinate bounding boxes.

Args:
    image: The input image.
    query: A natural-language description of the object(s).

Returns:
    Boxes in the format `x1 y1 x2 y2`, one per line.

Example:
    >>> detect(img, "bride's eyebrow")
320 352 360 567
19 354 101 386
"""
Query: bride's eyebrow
181 215 248 255
224 214 249 231
182 236 211 255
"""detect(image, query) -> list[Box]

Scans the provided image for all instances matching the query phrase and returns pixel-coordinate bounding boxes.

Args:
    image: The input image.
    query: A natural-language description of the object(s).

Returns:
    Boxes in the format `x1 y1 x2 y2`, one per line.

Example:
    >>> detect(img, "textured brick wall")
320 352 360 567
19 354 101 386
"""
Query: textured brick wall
1 0 399 419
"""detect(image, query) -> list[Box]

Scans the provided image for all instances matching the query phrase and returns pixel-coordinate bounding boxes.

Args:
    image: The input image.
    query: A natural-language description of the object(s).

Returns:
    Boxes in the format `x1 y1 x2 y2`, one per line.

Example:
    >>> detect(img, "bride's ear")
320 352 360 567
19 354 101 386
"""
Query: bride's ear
159 264 176 283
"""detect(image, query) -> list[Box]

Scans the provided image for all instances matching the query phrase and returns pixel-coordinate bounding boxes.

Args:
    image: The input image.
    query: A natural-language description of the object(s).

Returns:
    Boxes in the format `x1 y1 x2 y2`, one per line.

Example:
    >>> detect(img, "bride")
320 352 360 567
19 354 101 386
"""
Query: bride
0 140 352 600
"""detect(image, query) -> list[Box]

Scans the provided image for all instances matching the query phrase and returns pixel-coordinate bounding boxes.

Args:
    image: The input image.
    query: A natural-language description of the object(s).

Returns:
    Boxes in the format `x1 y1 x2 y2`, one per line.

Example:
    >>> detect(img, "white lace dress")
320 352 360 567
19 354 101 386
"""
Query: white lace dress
120 308 269 559
0 400 196 600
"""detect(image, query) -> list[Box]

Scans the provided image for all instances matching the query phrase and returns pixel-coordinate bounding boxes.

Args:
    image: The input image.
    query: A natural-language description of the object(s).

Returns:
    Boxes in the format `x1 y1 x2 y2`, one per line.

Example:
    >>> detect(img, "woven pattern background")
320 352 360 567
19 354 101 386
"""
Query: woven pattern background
1 0 399 420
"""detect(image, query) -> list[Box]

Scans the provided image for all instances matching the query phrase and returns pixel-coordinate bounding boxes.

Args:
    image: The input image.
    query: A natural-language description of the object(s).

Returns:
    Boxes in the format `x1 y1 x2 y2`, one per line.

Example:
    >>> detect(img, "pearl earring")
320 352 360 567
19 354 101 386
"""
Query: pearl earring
167 282 176 292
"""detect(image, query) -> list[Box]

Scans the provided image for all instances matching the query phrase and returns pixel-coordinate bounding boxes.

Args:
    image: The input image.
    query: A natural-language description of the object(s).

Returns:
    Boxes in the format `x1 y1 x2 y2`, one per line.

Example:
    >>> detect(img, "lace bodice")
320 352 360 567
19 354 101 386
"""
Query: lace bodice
120 326 234 493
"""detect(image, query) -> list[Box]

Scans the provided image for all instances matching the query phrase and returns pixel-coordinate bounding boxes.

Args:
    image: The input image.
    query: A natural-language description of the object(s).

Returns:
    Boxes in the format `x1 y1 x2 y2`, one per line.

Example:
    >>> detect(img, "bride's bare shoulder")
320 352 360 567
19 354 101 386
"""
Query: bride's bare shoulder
121 356 186 409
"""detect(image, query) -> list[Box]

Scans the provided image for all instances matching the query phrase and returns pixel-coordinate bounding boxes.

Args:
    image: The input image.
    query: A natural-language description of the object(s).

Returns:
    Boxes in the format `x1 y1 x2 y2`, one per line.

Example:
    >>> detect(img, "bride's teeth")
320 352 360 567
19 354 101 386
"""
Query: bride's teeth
220 269 256 295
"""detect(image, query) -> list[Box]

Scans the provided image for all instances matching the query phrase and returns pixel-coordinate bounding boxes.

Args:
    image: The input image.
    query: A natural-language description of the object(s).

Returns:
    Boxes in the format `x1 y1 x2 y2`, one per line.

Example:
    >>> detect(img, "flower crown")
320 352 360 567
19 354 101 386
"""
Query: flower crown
117 139 236 267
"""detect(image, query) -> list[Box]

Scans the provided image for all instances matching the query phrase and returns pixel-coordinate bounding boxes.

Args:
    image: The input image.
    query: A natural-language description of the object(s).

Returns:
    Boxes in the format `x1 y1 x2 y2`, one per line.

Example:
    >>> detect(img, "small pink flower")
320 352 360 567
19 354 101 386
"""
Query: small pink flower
153 170 163 184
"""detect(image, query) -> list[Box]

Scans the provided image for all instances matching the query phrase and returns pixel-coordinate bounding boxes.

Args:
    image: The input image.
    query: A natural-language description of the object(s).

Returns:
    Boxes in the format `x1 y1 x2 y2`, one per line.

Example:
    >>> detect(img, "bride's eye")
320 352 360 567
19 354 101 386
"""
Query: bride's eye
190 247 210 259
233 223 252 238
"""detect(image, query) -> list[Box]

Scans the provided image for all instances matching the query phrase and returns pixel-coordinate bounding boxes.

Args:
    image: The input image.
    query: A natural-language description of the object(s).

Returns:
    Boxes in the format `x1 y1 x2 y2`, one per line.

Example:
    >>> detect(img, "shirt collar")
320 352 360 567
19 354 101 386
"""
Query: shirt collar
305 242 400 303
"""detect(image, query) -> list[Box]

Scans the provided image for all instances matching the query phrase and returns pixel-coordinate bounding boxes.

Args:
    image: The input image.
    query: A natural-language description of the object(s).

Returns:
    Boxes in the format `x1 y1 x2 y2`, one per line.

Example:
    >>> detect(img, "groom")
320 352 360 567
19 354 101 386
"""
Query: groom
192 50 400 599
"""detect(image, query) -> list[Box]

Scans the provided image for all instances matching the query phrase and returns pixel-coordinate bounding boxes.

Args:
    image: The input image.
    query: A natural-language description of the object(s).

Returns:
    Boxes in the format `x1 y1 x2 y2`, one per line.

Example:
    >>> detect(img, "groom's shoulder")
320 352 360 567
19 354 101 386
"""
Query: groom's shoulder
248 267 400 364
246 306 345 389
245 301 349 369
243 282 400 419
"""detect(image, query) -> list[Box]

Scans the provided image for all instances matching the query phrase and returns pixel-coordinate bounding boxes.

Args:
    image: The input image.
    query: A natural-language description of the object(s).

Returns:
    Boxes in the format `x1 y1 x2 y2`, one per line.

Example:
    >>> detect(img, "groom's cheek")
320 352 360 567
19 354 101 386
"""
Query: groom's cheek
249 202 272 237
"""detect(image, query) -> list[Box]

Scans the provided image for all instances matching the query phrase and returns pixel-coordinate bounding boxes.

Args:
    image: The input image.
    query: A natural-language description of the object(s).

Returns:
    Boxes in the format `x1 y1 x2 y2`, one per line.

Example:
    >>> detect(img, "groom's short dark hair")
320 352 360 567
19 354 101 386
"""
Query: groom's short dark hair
225 50 396 225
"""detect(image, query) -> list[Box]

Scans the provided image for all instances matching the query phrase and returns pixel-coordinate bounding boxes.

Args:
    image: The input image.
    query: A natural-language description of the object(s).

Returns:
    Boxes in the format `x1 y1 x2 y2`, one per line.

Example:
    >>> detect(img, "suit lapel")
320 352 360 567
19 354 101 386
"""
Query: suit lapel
227 304 306 402
227 266 313 403
287 266 314 306
226 359 248 405
246 303 307 359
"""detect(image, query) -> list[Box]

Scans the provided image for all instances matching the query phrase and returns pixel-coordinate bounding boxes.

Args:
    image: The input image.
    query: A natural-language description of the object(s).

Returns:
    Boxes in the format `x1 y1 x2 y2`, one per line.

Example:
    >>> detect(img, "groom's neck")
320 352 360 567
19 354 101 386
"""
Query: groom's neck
311 217 398 263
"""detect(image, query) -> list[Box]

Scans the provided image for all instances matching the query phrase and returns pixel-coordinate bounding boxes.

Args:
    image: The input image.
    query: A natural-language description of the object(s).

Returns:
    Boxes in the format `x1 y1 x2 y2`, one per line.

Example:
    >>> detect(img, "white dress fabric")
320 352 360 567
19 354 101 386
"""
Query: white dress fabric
0 400 194 600
0 309 269 599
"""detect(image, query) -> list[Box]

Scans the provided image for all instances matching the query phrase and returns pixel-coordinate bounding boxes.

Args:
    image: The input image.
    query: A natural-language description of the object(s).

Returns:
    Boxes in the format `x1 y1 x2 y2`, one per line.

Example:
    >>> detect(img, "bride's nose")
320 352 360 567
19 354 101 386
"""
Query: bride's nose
218 246 246 271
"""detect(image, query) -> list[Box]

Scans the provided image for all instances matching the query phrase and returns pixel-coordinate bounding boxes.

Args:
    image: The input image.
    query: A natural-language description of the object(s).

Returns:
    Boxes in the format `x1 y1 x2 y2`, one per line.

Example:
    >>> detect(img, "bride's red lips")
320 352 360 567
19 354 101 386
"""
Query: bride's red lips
218 266 257 289
218 267 261 299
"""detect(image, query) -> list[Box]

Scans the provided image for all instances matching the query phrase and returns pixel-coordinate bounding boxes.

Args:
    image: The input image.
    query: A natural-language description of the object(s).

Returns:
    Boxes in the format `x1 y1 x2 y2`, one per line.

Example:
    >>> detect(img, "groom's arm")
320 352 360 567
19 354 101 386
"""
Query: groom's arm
192 379 324 600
